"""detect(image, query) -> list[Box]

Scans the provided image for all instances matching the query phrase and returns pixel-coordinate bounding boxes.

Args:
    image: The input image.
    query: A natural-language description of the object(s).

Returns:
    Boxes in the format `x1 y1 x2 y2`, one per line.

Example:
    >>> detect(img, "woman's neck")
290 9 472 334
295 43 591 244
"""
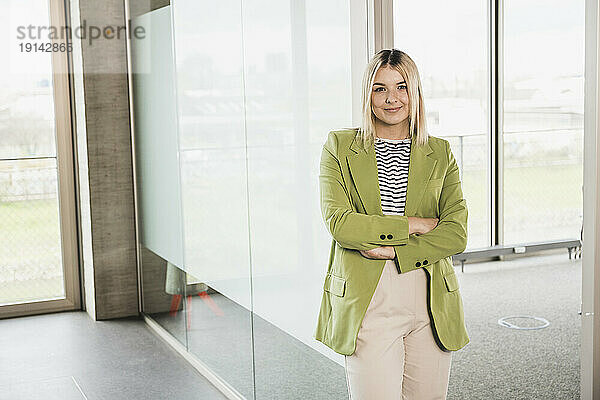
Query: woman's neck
374 119 410 140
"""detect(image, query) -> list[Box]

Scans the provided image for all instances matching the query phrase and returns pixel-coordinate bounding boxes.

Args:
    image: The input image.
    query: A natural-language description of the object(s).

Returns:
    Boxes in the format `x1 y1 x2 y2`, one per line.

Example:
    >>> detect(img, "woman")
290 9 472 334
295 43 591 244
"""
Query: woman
313 49 469 399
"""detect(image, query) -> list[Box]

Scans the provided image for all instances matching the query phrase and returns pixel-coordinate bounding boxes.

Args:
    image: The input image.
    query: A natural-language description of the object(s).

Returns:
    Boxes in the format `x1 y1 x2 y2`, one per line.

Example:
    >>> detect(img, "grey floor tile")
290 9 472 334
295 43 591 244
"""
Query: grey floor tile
0 376 86 400
0 311 228 400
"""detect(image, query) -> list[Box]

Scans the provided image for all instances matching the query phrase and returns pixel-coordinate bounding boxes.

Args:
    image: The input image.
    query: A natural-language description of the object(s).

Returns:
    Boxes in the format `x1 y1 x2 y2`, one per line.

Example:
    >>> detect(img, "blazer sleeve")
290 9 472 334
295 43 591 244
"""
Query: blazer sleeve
393 139 468 273
319 131 410 250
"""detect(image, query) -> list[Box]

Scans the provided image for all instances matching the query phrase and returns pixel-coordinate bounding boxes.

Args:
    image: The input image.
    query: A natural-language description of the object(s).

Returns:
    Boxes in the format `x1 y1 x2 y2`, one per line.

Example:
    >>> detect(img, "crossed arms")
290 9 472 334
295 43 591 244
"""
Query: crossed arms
319 132 468 274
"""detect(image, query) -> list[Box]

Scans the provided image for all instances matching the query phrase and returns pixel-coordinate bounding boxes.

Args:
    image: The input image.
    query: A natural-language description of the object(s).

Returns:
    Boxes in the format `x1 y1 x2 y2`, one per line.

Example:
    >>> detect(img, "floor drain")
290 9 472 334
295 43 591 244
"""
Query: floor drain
497 315 550 330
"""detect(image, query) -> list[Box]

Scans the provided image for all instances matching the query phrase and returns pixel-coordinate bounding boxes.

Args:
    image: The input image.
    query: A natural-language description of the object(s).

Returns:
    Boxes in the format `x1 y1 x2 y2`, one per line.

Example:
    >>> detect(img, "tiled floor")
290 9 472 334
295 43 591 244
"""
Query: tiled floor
0 311 228 400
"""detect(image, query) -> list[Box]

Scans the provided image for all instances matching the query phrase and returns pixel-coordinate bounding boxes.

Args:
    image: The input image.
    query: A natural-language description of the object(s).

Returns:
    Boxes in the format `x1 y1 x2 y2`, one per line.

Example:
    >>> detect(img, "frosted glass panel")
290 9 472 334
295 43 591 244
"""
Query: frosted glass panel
131 7 184 269
171 0 254 398
135 0 361 397
172 0 252 309
243 0 353 377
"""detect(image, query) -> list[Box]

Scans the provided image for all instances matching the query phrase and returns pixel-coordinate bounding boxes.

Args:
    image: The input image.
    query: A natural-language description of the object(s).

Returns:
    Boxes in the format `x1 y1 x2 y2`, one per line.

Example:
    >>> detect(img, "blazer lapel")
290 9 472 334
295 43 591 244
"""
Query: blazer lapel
346 134 438 216
346 137 381 215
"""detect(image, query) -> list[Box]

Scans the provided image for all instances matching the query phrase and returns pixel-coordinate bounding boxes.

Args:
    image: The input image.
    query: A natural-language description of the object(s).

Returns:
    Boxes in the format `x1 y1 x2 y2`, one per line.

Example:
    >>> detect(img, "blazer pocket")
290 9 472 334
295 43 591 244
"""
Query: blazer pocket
324 273 346 297
444 272 460 292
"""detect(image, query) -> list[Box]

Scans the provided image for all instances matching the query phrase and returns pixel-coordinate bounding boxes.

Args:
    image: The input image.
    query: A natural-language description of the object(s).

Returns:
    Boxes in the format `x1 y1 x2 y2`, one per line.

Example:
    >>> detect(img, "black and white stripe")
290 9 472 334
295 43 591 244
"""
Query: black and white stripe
374 136 411 215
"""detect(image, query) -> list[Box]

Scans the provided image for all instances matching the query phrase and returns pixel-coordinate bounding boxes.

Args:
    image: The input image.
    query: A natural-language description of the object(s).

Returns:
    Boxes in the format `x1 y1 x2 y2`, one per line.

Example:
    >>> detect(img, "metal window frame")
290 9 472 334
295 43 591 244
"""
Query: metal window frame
0 0 82 319
492 0 503 248
373 0 393 51
582 0 600 396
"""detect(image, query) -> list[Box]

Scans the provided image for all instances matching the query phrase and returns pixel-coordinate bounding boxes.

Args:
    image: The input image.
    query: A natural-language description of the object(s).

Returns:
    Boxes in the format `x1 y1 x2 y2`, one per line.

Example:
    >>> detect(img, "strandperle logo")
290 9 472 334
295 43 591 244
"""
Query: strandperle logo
16 20 146 45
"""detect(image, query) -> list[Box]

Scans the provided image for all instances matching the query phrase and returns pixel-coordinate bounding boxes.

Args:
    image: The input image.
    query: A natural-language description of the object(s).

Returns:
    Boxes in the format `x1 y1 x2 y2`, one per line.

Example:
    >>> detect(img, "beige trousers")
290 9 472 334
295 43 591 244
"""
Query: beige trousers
344 260 452 400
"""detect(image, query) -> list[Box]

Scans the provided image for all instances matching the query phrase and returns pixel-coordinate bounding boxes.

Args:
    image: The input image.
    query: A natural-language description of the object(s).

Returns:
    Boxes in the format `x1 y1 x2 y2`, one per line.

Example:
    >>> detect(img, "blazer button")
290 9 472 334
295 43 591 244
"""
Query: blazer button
387 234 393 239
415 262 421 267
380 234 386 240
423 260 428 265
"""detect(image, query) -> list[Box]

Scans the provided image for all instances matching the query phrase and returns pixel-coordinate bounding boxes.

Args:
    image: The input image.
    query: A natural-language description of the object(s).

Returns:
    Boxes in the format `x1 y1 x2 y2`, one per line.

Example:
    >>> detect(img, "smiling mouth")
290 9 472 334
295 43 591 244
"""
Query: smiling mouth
385 106 402 111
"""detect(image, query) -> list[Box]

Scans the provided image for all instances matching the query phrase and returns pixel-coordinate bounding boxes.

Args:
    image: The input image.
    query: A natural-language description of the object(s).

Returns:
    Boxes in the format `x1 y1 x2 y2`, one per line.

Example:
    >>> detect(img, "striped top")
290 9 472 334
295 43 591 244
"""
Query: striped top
374 136 412 215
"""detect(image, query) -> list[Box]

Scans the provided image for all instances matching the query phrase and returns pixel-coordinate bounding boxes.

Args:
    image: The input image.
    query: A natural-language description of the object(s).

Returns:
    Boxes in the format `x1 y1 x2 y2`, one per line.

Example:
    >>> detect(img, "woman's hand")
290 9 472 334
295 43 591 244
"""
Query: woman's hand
359 246 396 260
407 216 439 235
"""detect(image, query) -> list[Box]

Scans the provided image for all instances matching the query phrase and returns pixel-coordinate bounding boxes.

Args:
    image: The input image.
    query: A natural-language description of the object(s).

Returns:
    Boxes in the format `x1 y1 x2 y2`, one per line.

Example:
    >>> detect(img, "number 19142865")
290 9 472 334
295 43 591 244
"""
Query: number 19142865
19 42 72 52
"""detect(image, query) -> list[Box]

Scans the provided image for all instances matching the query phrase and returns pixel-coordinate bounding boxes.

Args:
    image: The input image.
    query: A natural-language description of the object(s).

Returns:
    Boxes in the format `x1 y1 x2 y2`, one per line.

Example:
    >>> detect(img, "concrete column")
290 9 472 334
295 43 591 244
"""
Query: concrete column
69 0 138 320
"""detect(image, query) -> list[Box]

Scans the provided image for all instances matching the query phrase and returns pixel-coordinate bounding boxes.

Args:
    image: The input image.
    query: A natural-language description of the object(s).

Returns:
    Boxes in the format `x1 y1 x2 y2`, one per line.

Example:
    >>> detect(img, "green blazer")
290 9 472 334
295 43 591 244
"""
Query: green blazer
313 129 469 355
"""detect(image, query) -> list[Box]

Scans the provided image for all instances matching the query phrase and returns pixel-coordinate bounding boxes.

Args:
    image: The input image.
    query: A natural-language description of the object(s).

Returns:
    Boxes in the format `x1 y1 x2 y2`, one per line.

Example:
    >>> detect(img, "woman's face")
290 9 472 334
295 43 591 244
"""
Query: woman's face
371 65 410 127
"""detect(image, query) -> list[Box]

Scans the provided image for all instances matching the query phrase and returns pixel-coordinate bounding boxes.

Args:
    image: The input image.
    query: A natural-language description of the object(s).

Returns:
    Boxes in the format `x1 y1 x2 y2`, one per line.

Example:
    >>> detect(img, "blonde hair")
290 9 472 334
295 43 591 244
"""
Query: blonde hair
357 49 429 149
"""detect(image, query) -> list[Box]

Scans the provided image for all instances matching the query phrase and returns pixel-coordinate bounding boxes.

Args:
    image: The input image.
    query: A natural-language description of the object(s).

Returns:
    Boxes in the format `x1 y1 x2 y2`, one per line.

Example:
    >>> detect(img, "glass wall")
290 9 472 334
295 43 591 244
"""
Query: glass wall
393 0 490 249
392 0 584 248
131 0 356 398
389 1 583 398
130 0 188 348
172 0 254 395
502 0 584 244
242 1 353 397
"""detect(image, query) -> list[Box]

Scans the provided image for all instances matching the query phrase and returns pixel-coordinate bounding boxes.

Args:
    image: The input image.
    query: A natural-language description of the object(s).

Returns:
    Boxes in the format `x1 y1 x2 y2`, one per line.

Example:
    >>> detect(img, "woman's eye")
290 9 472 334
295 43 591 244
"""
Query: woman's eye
398 85 407 90
374 87 384 92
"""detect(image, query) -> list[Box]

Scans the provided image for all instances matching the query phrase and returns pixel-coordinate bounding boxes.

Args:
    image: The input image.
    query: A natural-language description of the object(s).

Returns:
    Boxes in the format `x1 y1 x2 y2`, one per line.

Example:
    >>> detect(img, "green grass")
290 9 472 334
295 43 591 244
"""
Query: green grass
463 163 582 245
0 198 63 304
